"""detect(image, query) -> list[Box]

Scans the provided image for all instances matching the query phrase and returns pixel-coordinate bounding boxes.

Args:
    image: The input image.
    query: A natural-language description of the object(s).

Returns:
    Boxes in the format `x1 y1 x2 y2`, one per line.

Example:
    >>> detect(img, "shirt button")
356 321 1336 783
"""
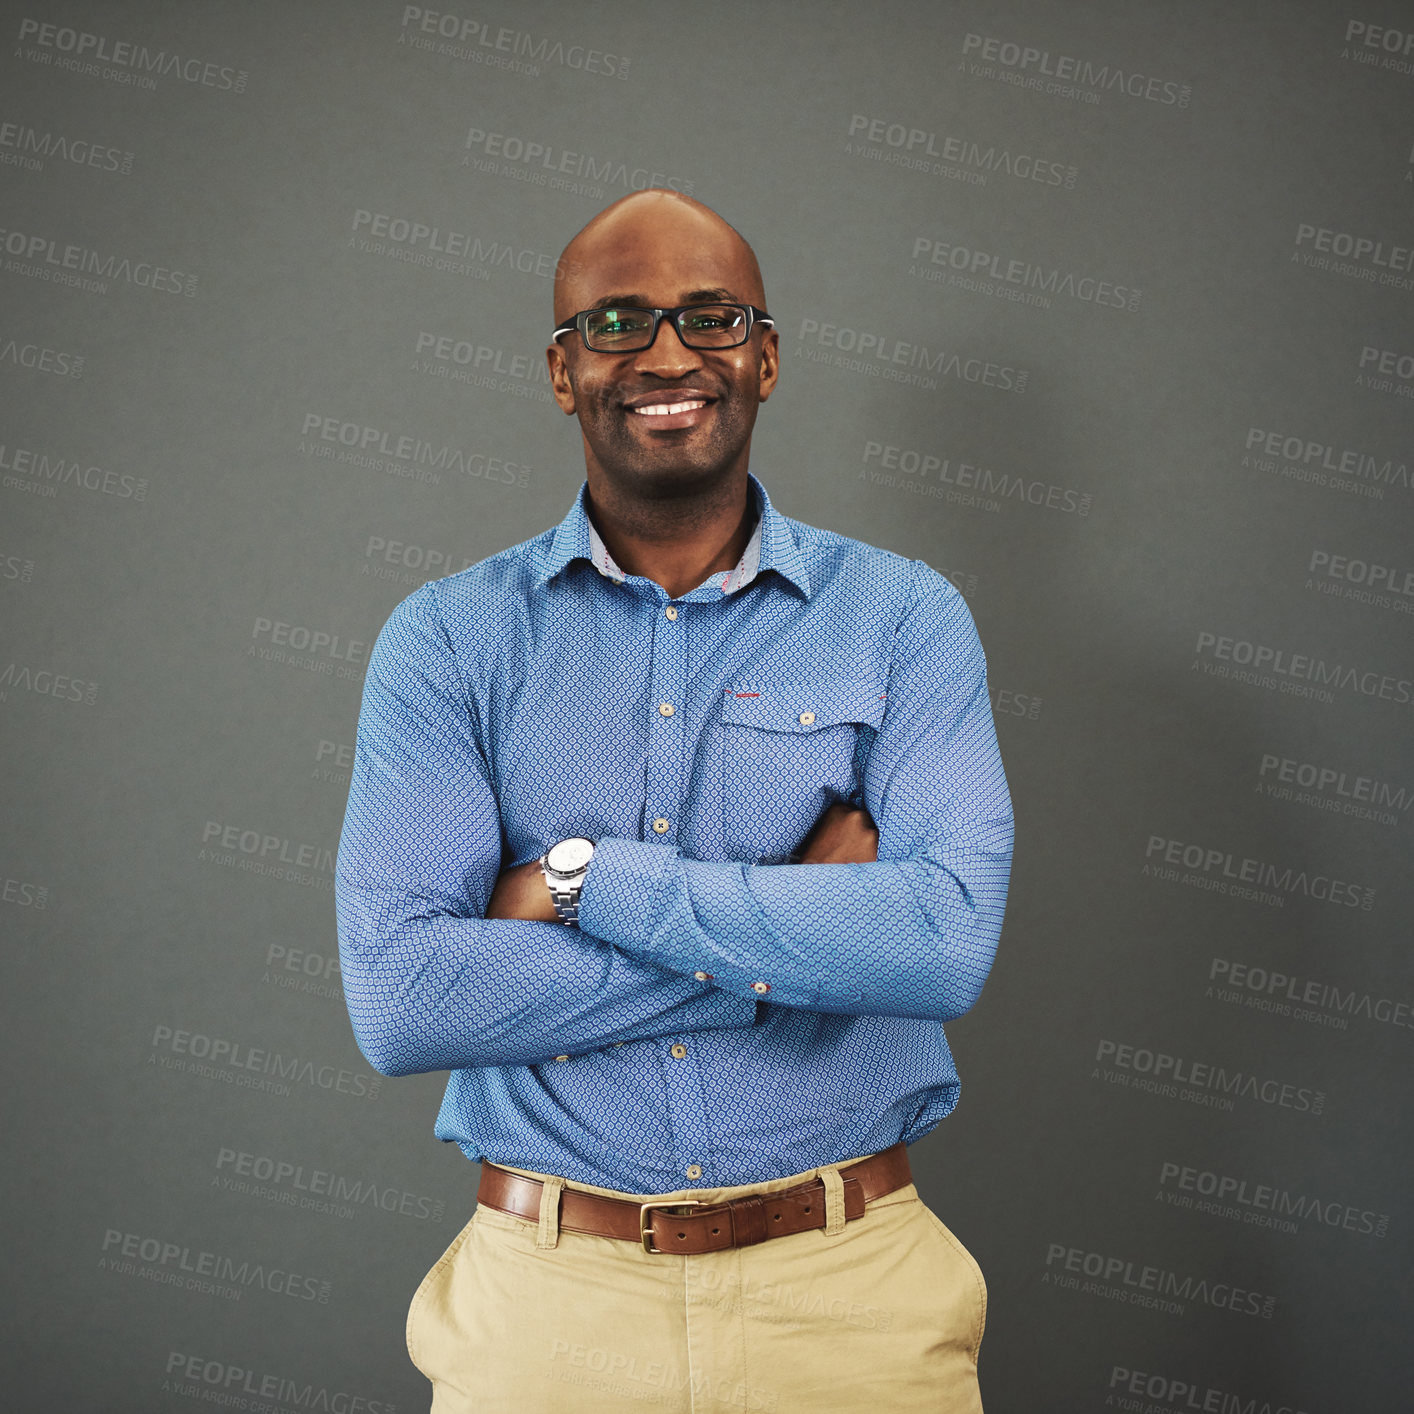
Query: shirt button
693 971 713 981
665 605 678 620
670 1043 687 1059
751 981 771 994
553 1054 569 1062
799 711 815 726
685 1164 702 1180
658 702 674 717
653 817 671 834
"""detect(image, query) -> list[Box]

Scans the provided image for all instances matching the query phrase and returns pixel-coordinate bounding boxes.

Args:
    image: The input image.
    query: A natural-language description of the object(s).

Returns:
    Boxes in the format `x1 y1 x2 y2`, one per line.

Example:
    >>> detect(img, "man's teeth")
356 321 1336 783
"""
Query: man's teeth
630 400 707 416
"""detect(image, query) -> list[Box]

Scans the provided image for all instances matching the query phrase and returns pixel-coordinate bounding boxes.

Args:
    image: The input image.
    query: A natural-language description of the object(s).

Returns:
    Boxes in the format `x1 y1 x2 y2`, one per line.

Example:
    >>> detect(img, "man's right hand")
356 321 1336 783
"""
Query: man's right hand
795 801 879 864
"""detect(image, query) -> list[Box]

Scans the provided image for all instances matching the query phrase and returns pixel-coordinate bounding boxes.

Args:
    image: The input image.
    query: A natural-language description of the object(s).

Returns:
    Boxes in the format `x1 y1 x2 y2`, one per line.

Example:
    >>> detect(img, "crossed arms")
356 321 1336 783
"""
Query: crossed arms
482 801 880 924
335 575 1013 1077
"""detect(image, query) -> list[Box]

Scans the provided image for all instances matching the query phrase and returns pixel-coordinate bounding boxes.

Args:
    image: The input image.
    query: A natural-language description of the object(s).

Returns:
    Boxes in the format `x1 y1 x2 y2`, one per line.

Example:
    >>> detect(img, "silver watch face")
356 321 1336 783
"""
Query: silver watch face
546 837 594 875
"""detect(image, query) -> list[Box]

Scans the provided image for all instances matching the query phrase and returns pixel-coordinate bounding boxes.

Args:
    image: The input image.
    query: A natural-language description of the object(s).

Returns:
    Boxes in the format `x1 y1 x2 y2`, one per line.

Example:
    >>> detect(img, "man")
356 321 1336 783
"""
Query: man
336 190 1012 1412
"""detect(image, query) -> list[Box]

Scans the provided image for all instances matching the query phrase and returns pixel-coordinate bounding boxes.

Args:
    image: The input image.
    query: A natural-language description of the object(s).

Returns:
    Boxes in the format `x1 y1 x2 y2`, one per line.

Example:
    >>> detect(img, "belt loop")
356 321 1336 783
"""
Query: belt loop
535 1176 565 1250
821 1166 846 1237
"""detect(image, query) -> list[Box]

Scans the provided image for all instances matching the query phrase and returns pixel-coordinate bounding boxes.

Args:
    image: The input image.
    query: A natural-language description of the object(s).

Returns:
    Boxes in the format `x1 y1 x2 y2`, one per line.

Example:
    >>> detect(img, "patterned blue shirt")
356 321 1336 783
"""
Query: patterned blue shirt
336 475 1013 1193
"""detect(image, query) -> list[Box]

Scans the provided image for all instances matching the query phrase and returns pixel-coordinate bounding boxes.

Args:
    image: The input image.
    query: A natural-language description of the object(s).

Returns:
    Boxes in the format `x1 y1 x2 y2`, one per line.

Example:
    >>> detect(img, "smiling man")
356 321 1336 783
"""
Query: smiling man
336 190 1013 1412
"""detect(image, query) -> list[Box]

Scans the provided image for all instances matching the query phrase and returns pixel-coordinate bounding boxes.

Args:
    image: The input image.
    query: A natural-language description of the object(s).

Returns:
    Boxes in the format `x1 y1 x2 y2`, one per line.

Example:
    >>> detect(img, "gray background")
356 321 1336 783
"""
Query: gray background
2 1 1411 1410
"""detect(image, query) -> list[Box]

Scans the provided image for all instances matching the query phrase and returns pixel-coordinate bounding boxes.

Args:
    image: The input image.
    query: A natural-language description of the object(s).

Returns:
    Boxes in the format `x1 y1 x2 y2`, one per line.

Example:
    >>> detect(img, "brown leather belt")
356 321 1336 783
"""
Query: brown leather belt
476 1144 912 1254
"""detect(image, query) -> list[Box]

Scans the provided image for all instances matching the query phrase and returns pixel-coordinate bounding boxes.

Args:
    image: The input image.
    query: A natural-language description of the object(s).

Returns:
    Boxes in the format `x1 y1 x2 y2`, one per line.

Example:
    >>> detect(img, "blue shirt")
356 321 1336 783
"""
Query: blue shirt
335 475 1012 1193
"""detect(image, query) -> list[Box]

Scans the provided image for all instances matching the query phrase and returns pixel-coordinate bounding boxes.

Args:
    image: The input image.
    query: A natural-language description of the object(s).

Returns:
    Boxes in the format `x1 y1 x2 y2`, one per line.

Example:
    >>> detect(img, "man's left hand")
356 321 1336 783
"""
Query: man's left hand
486 859 559 923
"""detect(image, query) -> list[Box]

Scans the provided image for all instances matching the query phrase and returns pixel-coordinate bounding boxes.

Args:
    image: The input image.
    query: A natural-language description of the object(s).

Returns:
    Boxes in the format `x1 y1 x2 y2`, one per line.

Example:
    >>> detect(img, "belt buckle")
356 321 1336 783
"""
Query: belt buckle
638 1200 700 1254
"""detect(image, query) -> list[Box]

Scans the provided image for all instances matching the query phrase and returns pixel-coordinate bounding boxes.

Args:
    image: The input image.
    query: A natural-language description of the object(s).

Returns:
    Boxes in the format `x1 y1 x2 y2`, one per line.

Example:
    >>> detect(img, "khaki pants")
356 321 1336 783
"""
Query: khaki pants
406 1154 987 1413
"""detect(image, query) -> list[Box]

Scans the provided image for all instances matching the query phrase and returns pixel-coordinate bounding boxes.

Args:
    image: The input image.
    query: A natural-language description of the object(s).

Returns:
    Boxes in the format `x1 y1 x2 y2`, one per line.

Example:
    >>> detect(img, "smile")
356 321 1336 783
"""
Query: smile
629 400 708 416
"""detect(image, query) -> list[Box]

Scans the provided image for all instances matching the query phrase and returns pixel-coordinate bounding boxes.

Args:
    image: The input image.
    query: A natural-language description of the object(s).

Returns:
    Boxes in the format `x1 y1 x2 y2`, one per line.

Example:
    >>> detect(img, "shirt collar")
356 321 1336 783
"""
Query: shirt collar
537 473 811 598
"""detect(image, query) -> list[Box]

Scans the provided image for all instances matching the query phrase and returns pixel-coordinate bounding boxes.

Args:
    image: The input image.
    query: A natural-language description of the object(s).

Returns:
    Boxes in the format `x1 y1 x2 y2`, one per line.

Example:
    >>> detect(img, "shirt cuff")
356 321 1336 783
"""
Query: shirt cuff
578 836 678 955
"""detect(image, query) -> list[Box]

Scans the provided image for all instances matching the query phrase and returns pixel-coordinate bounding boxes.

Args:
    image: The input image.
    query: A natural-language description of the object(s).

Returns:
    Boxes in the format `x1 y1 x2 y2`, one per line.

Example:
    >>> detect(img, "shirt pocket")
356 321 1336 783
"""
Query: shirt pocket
716 679 888 862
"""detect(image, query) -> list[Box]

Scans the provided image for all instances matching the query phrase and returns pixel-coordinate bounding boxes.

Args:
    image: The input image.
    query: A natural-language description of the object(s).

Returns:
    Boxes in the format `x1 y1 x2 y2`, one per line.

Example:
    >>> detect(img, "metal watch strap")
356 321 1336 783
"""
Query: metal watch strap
544 874 583 926
542 837 594 927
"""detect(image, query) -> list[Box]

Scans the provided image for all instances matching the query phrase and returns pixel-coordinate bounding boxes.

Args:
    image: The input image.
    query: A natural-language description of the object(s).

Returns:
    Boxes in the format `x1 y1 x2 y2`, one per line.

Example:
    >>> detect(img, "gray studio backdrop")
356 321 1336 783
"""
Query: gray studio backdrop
3 1 1411 1410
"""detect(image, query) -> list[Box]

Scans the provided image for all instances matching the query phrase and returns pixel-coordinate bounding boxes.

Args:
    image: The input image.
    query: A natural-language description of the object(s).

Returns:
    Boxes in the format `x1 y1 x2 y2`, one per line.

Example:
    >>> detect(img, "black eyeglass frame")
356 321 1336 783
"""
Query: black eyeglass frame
550 303 775 352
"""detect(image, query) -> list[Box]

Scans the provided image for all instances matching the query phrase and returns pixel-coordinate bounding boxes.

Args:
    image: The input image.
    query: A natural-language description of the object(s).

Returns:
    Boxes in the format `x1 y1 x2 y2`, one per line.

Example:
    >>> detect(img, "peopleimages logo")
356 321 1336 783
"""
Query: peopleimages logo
1094 1038 1325 1116
0 439 148 501
1106 1364 1311 1414
2 877 48 908
1193 629 1413 709
1293 222 1414 291
413 330 555 402
683 1262 895 1332
163 1351 394 1412
348 207 565 281
0 225 198 295
860 441 1089 517
959 33 1192 106
199 819 337 890
251 618 364 664
263 943 341 1002
546 1339 780 1410
1142 833 1376 910
797 318 1027 394
1306 548 1414 615
0 118 132 175
909 235 1140 311
1340 19 1414 76
362 532 476 588
100 1230 329 1303
1258 749 1409 826
214 1146 446 1223
0 550 35 583
1157 1159 1390 1238
300 411 531 489
312 738 354 785
398 6 630 79
0 337 84 377
0 662 98 706
1210 957 1414 1035
1358 343 1414 388
1243 425 1409 500
844 113 1077 188
148 1022 380 1100
14 18 248 91
463 126 692 196
990 686 1042 723
1043 1244 1274 1319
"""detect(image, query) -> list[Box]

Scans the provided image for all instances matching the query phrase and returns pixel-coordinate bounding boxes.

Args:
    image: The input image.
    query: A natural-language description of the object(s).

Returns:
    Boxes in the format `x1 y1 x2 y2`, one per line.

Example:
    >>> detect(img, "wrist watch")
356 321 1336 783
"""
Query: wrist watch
540 837 596 926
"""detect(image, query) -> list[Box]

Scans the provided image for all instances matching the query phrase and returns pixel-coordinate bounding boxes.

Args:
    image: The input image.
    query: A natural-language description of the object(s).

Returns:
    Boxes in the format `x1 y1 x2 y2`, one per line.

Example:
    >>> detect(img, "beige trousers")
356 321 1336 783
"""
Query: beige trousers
406 1154 987 1413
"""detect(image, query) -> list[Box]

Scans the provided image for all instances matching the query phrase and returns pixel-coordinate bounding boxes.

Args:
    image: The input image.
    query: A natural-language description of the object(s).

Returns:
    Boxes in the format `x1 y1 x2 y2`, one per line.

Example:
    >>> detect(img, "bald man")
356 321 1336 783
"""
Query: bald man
337 191 1012 1412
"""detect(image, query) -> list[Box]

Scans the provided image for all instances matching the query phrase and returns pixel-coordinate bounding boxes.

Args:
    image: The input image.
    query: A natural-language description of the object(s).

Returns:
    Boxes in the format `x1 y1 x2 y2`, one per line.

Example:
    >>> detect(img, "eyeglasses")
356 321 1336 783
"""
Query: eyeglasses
551 303 774 353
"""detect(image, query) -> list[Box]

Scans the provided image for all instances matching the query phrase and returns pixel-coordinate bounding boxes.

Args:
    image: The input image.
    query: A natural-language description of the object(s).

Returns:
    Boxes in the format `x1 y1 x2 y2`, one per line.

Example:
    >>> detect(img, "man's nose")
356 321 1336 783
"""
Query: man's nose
632 313 703 378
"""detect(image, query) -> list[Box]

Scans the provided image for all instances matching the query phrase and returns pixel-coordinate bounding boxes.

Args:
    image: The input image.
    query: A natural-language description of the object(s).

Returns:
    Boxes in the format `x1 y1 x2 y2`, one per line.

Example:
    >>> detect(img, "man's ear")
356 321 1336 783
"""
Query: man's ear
757 329 780 403
547 344 577 415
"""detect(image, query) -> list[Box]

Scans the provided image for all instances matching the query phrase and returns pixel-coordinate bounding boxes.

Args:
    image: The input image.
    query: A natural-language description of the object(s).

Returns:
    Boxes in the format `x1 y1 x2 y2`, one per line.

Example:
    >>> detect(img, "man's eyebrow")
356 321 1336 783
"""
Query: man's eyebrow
587 287 740 309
